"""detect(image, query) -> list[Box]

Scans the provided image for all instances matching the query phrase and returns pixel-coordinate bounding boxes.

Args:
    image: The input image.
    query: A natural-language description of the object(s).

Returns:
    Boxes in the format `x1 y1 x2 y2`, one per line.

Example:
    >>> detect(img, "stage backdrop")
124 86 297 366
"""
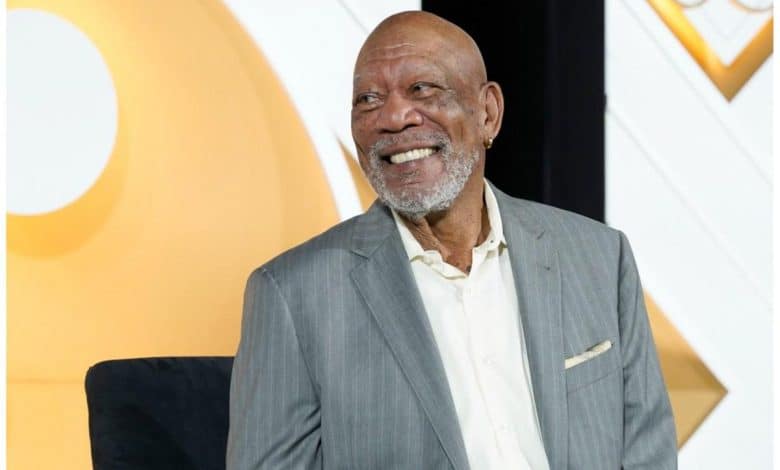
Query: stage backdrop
7 1 772 469
606 0 772 468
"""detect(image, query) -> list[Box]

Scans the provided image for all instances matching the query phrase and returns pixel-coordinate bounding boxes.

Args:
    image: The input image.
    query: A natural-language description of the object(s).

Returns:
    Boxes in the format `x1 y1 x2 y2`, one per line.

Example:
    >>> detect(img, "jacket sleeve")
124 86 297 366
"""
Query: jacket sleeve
226 267 322 469
617 232 678 469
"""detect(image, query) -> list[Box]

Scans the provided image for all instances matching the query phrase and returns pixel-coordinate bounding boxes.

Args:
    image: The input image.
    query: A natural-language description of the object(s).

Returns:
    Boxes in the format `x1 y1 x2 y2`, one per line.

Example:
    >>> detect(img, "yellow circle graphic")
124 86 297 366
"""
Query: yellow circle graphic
7 1 340 468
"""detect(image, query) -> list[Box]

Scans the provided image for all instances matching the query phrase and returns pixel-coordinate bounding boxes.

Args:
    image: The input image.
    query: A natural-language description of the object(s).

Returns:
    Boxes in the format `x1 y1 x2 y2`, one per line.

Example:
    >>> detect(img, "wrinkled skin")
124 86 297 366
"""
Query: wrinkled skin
351 11 504 272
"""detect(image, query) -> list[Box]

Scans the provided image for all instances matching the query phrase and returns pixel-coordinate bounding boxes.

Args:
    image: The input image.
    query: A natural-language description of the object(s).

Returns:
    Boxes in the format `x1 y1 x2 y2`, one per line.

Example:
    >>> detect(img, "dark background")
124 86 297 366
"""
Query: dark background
422 1 605 222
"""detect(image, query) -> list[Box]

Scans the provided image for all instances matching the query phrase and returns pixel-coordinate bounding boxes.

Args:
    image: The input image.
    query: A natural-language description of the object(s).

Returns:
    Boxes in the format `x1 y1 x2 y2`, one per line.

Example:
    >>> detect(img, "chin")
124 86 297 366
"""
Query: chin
367 148 480 218
378 181 458 220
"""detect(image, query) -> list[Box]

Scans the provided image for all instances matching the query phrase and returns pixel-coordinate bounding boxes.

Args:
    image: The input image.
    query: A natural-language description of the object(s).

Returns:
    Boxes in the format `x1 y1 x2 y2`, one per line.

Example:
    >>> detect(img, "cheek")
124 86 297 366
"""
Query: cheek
453 111 483 147
423 93 458 115
351 114 371 145
424 97 477 142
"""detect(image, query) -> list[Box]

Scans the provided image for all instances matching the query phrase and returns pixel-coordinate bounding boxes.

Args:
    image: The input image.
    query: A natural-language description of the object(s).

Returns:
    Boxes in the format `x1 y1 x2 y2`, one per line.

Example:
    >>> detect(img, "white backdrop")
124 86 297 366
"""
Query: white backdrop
606 1 772 468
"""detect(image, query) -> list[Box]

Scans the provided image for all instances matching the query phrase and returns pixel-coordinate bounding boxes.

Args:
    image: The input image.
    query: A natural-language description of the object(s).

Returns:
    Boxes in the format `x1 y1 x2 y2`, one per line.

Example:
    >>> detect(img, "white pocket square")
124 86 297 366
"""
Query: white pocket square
564 340 613 370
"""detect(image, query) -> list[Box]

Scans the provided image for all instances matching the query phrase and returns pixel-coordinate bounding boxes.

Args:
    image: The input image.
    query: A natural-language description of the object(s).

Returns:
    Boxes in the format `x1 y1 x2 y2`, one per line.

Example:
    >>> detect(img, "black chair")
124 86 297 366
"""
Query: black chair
85 357 234 470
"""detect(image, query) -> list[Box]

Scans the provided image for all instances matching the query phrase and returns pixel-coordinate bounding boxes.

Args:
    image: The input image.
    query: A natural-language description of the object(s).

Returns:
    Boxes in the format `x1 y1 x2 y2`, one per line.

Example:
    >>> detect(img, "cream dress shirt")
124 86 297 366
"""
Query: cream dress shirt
391 183 551 470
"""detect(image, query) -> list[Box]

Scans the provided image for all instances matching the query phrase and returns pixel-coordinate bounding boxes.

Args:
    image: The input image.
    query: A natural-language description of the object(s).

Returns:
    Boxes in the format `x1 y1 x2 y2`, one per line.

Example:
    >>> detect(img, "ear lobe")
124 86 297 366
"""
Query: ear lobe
482 81 505 141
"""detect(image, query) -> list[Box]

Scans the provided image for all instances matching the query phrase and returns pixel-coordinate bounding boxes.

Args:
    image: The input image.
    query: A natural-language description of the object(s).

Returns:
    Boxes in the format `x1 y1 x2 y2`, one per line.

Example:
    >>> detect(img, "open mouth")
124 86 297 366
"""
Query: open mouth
383 146 440 164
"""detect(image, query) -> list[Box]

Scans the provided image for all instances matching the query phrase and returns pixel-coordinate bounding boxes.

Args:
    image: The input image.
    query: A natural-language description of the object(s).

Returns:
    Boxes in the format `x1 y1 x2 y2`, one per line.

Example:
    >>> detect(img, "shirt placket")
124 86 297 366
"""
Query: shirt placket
468 247 535 470
461 246 509 467
421 252 501 468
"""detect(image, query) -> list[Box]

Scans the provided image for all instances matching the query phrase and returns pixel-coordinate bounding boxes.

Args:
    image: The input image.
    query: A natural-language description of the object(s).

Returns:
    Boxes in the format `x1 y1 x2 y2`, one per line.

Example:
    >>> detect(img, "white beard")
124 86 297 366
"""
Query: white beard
363 132 479 220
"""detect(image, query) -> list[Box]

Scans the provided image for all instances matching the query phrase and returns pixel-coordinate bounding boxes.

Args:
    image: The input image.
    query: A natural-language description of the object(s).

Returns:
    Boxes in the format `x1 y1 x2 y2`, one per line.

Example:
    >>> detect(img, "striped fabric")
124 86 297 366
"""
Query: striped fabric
227 183 677 469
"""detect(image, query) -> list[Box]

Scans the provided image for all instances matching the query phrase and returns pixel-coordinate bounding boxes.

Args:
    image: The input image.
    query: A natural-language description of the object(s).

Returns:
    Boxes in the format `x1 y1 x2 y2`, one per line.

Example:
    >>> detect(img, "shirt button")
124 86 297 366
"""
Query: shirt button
482 356 494 367
498 424 510 432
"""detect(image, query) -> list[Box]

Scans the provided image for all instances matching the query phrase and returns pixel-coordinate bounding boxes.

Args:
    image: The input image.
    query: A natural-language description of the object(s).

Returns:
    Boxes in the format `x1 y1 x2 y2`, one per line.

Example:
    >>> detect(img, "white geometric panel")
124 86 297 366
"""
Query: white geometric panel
606 0 772 467
607 107 772 469
611 0 772 299
8 9 118 215
729 54 773 174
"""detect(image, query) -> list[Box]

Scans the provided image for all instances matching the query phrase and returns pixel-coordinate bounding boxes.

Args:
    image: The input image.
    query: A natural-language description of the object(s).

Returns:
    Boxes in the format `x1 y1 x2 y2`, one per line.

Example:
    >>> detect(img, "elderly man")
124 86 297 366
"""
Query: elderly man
227 11 676 470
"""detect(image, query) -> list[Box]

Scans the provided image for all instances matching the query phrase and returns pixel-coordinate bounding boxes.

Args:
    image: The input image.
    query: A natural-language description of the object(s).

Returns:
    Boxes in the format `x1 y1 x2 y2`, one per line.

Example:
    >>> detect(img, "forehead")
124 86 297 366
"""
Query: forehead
353 43 454 85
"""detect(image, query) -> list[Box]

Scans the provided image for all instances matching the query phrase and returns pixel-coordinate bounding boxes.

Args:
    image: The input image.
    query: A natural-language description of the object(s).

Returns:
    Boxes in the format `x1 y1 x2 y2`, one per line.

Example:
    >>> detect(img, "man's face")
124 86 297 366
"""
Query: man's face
351 39 484 219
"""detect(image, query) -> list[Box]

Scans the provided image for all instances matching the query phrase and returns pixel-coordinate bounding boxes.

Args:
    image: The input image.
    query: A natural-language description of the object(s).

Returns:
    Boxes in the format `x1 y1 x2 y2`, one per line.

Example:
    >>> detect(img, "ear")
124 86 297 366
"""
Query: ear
480 81 504 142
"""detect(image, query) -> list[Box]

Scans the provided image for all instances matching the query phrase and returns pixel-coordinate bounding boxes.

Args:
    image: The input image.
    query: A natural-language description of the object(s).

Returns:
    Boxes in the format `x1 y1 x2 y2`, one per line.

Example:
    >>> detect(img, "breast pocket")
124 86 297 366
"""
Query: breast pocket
565 340 621 394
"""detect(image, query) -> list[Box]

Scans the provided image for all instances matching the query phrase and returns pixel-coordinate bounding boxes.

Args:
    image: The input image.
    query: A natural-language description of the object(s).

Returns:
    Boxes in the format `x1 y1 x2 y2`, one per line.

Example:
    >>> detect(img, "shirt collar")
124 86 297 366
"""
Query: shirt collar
391 180 508 262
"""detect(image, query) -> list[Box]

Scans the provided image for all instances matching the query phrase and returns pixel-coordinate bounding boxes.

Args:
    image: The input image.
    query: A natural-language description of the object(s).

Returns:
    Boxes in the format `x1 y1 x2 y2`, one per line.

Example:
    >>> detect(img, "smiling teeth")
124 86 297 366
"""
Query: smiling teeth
389 147 436 164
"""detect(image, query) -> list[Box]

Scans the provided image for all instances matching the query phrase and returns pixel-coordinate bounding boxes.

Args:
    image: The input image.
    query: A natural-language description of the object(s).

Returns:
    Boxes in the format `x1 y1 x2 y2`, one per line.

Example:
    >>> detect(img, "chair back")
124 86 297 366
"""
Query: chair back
85 357 234 470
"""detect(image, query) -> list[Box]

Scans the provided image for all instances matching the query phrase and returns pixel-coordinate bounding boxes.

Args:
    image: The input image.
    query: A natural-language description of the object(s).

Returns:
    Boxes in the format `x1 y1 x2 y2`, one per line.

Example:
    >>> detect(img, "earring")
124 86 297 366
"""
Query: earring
484 136 494 149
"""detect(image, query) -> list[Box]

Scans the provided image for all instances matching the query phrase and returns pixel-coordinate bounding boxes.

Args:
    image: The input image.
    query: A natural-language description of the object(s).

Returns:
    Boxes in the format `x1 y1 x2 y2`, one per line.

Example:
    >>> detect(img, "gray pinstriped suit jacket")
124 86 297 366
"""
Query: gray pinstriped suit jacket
227 184 677 469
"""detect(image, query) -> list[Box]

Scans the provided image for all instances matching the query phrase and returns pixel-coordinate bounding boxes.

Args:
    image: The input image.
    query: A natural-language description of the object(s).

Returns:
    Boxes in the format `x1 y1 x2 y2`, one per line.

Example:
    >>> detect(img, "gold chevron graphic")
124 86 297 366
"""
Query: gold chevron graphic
648 0 773 100
646 293 727 447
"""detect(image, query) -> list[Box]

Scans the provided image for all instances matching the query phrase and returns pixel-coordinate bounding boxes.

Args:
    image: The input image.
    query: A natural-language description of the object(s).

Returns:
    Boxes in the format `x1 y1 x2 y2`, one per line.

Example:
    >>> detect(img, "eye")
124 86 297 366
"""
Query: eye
410 82 436 96
353 92 381 108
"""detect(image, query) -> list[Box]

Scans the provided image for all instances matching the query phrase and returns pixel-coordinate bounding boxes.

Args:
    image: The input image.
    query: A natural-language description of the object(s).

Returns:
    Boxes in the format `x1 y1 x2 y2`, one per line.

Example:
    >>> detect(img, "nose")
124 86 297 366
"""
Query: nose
375 92 423 133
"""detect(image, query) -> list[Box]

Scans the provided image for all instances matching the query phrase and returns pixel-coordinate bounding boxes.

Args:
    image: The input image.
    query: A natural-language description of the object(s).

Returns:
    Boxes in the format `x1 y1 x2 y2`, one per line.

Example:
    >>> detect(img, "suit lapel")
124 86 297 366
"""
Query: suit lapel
350 203 470 470
494 186 569 470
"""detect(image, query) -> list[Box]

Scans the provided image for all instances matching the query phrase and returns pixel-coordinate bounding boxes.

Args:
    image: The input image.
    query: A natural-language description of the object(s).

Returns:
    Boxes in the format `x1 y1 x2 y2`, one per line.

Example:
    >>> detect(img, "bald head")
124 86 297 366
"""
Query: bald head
356 11 487 86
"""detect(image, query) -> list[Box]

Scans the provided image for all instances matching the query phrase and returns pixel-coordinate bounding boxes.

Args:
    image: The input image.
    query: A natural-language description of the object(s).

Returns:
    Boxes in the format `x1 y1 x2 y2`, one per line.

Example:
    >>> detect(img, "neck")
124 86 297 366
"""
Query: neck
400 175 490 273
